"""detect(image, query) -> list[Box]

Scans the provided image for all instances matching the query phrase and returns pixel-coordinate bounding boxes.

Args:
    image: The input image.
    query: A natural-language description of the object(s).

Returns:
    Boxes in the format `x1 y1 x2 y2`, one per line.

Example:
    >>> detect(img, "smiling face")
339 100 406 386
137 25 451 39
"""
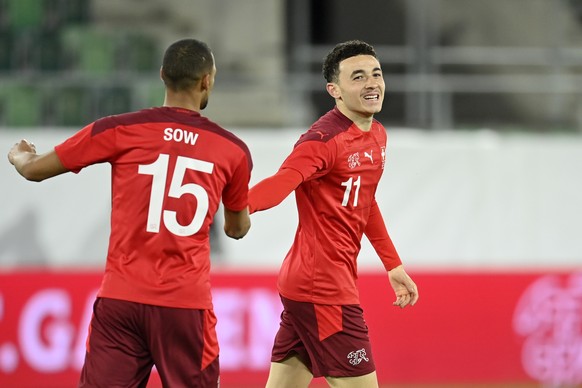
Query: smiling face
326 55 385 126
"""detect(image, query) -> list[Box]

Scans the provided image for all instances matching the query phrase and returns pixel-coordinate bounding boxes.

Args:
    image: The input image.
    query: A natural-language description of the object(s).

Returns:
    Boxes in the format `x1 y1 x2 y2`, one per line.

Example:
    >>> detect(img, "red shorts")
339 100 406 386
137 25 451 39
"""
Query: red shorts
271 296 376 378
79 297 219 388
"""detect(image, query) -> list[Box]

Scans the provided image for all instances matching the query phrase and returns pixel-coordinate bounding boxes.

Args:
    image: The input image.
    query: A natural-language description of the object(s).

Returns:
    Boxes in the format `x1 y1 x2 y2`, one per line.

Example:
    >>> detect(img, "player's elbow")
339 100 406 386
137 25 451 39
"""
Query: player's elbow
223 207 251 240
224 219 250 240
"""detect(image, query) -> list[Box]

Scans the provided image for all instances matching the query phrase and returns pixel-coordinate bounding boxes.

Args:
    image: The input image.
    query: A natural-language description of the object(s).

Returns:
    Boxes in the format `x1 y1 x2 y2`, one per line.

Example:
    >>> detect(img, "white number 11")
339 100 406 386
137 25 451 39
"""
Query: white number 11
138 154 214 236
341 175 361 207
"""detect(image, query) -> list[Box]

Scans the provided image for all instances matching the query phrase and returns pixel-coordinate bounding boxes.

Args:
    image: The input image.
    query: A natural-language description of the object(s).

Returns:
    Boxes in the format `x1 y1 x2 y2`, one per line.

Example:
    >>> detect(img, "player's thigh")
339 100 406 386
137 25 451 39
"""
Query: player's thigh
326 370 379 388
148 307 219 387
278 298 376 378
265 355 313 388
80 298 153 387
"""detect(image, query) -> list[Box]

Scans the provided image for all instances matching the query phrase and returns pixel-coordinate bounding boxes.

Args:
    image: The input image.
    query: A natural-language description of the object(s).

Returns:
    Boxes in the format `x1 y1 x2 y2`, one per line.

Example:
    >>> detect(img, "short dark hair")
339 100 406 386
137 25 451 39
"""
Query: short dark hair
322 40 377 83
161 39 214 91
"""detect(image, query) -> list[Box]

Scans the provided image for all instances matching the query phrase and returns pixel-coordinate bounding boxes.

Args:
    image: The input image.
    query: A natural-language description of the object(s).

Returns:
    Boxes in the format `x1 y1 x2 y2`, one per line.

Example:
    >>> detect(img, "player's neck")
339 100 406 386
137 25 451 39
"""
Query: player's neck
336 104 373 132
163 91 202 112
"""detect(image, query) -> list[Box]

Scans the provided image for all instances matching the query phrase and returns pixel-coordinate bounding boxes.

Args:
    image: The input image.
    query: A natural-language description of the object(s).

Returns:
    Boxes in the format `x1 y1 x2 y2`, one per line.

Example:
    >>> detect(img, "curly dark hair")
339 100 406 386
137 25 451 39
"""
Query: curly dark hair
322 40 377 83
161 39 214 92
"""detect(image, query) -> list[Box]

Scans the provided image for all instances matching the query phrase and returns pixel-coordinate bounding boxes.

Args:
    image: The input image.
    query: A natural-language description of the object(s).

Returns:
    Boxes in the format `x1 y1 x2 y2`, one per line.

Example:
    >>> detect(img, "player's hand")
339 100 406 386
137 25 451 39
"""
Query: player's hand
388 265 419 308
8 139 36 165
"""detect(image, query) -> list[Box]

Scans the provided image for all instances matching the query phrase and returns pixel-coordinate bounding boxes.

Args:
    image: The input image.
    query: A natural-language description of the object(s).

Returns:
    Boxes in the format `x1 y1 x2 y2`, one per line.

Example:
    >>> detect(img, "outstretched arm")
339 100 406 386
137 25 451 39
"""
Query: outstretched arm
248 168 303 214
8 140 68 182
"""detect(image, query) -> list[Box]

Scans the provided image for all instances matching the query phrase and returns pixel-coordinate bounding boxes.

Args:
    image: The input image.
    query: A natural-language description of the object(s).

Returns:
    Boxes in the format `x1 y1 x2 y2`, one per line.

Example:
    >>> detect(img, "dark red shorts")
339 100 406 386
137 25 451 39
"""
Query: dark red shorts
79 297 219 388
271 296 376 378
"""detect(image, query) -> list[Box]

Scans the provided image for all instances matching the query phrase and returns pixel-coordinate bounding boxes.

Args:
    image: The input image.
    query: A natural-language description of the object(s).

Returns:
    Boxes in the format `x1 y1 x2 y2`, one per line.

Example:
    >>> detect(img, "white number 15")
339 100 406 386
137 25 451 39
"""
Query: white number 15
138 154 214 236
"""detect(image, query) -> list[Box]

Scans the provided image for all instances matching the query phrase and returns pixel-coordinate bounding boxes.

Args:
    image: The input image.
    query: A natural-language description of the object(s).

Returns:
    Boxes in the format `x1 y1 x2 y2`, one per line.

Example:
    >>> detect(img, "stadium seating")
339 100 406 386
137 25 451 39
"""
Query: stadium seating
61 26 116 75
122 34 158 72
7 0 43 30
0 0 160 127
0 84 42 126
0 28 13 70
52 86 90 127
95 86 132 117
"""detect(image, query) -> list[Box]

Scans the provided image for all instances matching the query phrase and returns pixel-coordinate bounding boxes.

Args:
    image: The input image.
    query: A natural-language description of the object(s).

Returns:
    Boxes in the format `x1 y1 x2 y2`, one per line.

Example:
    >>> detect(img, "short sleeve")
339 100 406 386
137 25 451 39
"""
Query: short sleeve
54 123 118 173
222 153 251 211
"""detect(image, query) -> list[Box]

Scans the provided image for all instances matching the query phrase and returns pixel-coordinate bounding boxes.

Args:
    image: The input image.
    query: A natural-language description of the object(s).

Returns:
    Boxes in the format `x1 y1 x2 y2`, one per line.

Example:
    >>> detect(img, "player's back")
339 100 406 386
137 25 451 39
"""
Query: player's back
83 106 251 308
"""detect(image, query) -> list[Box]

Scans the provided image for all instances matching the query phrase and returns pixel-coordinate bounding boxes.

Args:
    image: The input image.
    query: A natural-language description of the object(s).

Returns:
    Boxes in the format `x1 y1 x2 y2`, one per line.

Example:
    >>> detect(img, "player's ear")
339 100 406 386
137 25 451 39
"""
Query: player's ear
201 70 217 92
200 73 211 91
326 83 341 99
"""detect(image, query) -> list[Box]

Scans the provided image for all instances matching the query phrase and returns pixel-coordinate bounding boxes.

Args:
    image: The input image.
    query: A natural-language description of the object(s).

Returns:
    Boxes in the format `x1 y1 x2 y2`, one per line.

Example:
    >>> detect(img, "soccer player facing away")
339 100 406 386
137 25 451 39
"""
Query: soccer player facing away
8 39 251 387
248 40 419 388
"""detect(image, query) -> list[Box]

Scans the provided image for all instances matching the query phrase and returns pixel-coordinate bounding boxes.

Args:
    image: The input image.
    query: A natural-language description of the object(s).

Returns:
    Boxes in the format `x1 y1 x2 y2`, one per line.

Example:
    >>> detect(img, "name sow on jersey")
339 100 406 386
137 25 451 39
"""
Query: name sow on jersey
163 127 199 146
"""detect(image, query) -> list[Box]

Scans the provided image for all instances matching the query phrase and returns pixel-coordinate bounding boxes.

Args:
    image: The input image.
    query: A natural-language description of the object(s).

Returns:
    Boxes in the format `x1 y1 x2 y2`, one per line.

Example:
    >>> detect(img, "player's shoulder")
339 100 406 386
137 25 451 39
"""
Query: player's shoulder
196 115 249 153
91 108 160 136
296 107 353 146
185 112 253 169
371 118 387 136
372 117 384 128
91 107 249 151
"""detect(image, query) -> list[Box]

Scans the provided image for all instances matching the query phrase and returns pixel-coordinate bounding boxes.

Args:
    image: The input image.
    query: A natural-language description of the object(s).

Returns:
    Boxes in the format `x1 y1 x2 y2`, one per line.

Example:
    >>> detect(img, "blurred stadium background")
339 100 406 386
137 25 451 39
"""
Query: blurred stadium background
1 0 581 387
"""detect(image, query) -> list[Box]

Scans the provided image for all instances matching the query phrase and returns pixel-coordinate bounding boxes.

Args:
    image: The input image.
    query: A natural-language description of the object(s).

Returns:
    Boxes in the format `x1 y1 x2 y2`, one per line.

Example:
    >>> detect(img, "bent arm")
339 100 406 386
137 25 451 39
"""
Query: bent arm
223 207 251 240
8 140 68 182
248 168 303 214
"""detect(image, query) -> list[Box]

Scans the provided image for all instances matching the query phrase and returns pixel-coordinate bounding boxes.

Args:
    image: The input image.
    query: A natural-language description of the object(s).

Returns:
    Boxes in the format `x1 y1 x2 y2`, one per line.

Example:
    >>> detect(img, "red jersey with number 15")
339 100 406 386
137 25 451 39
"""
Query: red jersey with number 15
278 107 392 305
54 107 252 309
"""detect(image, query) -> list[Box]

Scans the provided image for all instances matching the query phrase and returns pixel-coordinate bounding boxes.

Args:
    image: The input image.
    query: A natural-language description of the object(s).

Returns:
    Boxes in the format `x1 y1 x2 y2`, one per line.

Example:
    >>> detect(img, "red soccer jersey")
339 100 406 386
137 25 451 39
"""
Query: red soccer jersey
278 107 399 305
55 107 252 309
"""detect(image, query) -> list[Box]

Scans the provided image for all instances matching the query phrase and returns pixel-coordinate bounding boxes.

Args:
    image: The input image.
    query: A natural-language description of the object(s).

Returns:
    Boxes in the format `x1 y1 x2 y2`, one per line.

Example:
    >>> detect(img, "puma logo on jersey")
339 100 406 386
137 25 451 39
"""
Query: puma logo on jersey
347 348 370 366
315 130 326 139
364 150 373 163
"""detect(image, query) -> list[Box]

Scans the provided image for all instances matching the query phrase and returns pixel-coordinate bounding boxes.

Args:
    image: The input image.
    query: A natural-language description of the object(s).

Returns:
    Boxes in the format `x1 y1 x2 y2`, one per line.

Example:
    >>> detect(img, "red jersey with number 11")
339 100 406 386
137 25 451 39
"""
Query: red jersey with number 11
54 107 252 309
278 107 399 305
